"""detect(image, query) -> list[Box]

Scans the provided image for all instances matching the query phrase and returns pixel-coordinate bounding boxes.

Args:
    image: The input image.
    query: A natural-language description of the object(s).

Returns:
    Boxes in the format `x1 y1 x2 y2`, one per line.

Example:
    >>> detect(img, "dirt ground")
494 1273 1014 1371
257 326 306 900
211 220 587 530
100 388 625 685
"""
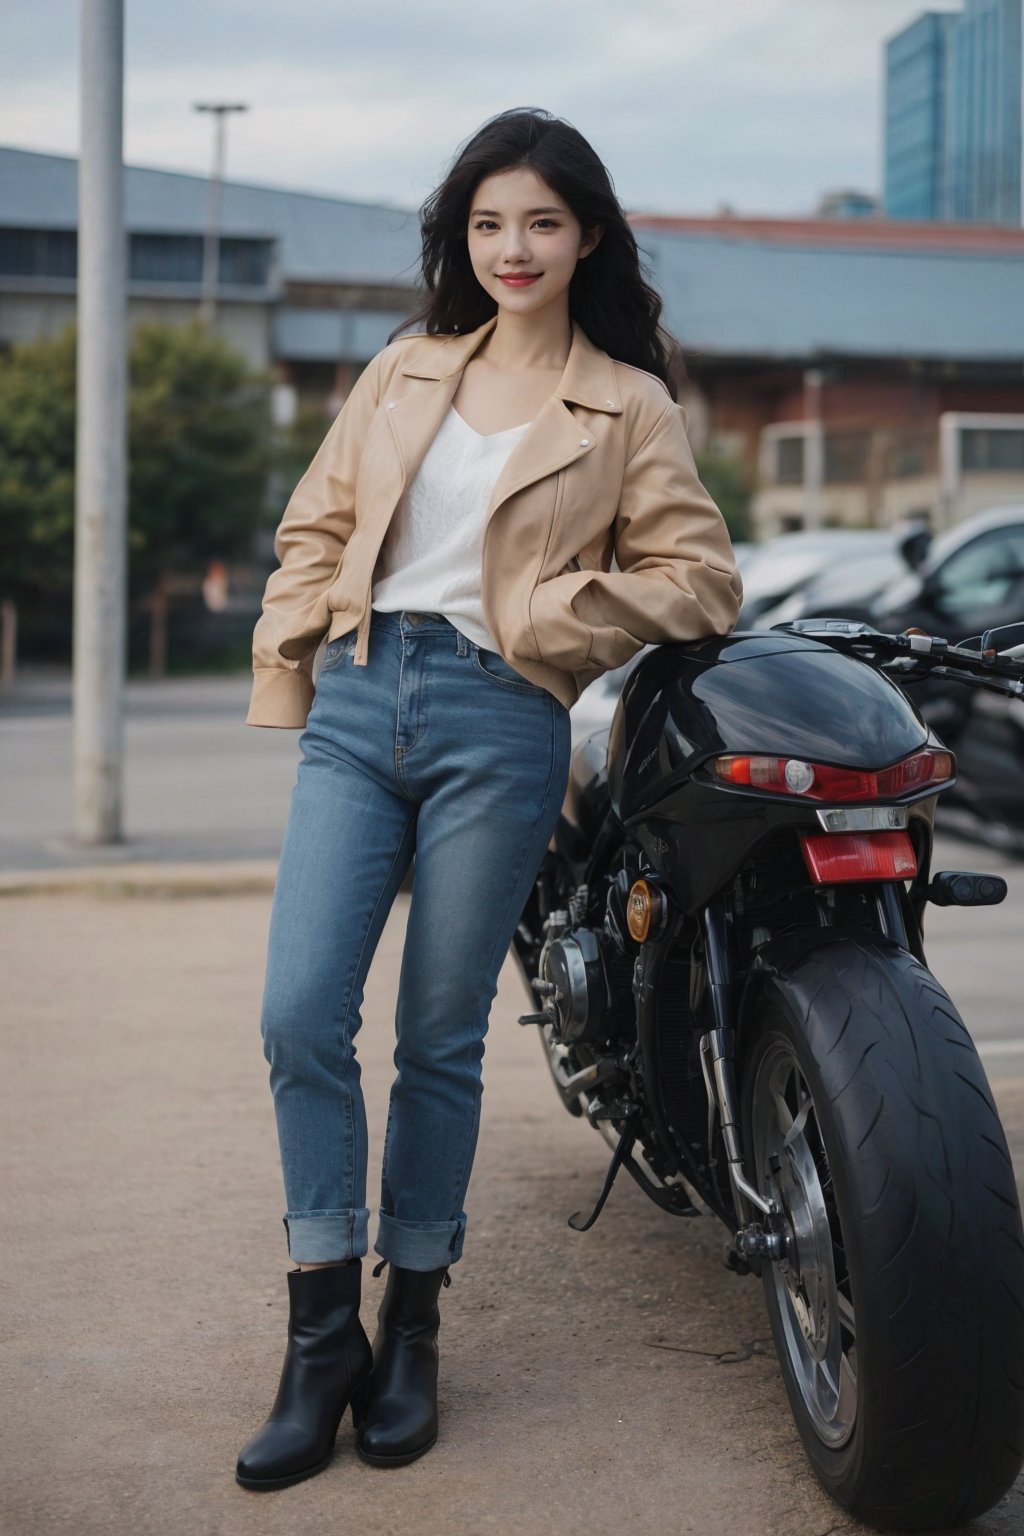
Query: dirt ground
3 890 1024 1536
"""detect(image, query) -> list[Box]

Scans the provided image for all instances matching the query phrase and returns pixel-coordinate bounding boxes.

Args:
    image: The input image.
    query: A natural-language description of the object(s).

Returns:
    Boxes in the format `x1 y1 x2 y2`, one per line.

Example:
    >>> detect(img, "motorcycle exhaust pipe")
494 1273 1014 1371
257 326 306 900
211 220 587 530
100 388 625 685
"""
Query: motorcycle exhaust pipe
699 1029 772 1223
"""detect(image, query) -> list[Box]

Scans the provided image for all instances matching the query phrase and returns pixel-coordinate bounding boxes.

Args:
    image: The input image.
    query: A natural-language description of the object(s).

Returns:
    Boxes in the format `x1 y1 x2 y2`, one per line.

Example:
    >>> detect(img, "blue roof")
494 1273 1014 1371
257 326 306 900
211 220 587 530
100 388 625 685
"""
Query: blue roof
5 145 1024 363
0 146 421 285
635 225 1024 362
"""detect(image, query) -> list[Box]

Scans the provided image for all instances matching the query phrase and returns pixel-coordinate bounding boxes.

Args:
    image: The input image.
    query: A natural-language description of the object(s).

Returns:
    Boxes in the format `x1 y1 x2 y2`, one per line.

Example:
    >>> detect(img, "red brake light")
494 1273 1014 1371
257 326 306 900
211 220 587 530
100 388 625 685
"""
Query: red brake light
799 830 918 884
712 749 953 802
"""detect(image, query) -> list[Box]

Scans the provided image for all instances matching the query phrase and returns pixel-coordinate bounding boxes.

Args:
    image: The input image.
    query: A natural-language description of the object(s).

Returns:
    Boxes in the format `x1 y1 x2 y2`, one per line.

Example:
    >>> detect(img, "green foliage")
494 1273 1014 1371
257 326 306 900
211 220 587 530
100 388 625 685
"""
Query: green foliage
127 319 273 588
0 318 274 613
0 326 77 602
695 446 752 543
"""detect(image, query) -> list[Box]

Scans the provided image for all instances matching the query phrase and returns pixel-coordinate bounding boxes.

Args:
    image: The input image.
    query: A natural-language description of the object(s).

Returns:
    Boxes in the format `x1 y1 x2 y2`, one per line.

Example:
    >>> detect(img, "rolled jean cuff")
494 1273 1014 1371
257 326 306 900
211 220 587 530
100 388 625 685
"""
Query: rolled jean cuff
374 1209 467 1269
282 1207 369 1263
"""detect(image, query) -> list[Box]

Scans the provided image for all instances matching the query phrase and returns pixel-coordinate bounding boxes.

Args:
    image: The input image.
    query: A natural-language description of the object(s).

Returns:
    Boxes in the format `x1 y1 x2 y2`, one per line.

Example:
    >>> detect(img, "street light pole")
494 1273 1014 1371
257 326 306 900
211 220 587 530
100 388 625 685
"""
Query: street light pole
193 101 247 327
802 367 825 532
73 0 127 845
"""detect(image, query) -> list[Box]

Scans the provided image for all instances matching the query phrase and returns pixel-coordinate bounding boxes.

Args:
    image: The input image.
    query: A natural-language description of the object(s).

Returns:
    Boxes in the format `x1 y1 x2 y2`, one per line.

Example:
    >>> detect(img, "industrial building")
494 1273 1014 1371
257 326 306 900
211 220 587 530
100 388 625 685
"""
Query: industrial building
3 144 1024 540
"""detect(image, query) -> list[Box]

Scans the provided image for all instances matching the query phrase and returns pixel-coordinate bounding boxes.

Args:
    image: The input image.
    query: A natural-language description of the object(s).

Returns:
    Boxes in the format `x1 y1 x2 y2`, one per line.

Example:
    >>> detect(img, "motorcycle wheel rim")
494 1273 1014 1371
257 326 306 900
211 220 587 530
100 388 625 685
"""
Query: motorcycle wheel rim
751 1038 858 1449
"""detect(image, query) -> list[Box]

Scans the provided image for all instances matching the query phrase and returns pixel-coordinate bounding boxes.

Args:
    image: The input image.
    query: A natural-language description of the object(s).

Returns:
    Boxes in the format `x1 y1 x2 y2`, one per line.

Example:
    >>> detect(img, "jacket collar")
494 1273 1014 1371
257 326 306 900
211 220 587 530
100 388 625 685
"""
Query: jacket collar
398 313 623 415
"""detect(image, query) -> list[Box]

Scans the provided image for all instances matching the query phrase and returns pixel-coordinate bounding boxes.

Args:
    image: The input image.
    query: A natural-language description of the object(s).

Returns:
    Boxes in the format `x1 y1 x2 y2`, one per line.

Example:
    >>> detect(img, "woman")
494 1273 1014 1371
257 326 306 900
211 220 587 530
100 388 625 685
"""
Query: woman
236 106 743 1491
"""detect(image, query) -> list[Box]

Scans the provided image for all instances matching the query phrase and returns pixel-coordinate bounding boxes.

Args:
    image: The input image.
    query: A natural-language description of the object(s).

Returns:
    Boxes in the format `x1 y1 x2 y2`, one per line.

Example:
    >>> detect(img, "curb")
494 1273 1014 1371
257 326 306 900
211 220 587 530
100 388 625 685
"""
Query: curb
0 859 279 899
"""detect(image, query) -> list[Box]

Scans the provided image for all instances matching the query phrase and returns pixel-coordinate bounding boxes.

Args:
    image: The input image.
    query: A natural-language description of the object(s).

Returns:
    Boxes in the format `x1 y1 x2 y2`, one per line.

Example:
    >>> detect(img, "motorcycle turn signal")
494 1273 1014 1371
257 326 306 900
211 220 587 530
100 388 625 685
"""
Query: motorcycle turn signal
626 878 667 942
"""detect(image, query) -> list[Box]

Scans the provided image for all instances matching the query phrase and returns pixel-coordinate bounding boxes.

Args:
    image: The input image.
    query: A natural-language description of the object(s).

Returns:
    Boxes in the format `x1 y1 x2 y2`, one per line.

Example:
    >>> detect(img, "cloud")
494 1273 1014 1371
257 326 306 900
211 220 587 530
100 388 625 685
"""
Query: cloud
0 0 944 214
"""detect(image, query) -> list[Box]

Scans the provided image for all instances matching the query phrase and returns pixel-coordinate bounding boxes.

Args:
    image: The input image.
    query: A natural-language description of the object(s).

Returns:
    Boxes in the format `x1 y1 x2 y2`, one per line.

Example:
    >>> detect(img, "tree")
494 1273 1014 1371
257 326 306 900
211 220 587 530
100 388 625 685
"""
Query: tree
0 319 274 672
127 320 273 672
0 325 77 614
694 446 752 543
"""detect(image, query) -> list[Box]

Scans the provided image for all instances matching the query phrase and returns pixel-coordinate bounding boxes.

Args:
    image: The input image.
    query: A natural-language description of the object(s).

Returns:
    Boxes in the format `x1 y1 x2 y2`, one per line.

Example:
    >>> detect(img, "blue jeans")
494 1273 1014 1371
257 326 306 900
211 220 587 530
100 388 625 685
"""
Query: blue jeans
259 609 572 1270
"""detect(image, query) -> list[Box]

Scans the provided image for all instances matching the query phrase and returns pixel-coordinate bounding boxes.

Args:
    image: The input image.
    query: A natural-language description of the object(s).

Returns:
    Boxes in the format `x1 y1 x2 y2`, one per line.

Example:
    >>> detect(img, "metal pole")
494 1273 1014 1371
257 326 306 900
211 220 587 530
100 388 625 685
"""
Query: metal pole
802 367 825 531
195 102 247 327
73 0 126 845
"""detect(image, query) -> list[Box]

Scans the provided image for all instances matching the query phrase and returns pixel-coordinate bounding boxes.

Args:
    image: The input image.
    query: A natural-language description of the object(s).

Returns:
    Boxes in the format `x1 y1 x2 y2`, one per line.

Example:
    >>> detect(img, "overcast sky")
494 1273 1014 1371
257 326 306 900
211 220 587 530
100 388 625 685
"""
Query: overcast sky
2 1 957 216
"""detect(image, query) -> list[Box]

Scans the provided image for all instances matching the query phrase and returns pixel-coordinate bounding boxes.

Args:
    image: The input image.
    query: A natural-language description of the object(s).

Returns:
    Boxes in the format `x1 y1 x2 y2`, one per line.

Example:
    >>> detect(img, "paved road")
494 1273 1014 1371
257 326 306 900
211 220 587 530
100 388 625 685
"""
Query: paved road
1 671 296 869
3 887 1024 1536
4 667 1023 1067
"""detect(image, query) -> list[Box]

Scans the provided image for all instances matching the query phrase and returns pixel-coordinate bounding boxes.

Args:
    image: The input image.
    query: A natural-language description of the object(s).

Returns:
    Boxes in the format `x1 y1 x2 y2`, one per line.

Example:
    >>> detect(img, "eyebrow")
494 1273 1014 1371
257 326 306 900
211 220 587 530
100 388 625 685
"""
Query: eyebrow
469 206 565 218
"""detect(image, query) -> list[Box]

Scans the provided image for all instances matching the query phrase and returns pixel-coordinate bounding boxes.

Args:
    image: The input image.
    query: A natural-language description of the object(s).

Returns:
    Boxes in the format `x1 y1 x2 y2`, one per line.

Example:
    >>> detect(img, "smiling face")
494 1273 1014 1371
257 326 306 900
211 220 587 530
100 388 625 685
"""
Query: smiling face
465 165 602 319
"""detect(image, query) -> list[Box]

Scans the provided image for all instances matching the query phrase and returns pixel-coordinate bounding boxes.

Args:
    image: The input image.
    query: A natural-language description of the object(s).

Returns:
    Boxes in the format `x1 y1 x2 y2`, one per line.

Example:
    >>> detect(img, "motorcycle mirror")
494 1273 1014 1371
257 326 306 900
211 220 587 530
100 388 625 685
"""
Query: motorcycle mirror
894 520 932 571
959 621 1024 655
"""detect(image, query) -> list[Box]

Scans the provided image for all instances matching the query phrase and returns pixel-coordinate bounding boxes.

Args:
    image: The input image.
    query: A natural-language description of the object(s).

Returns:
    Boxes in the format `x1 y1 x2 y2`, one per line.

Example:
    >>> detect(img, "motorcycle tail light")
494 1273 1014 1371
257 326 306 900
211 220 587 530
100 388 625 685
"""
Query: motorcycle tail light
711 749 953 802
799 830 918 884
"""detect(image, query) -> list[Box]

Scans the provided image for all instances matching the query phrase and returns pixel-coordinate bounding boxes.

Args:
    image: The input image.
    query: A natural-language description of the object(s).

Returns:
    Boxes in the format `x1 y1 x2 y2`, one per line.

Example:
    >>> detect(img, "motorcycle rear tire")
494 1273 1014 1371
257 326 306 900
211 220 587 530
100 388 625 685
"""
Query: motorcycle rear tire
742 936 1024 1530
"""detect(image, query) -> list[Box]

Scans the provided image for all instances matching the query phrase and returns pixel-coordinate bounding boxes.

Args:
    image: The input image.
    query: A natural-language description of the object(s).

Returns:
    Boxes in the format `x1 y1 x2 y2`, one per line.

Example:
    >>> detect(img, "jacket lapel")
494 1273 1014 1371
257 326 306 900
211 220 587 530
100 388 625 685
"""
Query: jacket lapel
385 313 623 526
382 369 463 496
484 394 597 522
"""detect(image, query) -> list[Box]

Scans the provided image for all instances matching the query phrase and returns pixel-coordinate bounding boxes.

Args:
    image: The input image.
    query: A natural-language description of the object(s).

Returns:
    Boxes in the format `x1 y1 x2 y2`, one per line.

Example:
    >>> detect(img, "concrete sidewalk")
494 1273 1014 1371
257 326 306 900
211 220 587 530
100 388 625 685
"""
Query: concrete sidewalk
3 888 1024 1536
0 669 296 875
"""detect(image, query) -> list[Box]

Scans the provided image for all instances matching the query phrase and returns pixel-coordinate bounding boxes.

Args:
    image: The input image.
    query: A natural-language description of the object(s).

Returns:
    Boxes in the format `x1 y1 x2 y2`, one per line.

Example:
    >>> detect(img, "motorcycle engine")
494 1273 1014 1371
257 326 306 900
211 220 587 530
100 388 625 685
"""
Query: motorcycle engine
540 926 612 1045
537 870 637 1046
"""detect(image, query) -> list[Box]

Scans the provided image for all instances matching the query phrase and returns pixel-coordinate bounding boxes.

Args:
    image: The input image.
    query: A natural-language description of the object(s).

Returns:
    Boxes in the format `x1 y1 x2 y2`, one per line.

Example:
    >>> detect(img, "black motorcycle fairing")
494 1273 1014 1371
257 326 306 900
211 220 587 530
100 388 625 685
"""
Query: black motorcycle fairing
608 633 930 826
563 728 612 848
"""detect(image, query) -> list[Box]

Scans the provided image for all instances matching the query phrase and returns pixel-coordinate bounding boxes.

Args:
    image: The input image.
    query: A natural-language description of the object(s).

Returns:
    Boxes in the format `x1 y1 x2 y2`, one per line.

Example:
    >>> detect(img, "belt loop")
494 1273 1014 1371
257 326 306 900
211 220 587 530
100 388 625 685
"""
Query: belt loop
456 629 469 657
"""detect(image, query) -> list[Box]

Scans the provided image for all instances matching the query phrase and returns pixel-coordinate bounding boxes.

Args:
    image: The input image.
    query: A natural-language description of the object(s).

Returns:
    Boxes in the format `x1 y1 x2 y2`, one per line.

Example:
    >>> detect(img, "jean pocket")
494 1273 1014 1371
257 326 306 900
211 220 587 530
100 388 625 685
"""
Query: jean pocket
472 646 548 696
318 630 357 673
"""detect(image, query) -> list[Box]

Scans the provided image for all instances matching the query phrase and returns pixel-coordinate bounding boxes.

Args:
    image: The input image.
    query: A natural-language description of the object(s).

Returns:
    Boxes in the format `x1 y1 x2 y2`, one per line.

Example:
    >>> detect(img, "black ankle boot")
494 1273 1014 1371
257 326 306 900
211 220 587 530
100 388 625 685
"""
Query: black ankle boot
235 1260 373 1491
353 1258 452 1467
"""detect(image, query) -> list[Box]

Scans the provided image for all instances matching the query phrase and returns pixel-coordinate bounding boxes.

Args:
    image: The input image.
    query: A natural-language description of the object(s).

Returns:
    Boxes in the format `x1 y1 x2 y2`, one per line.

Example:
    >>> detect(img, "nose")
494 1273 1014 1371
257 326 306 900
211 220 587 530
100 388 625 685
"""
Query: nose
501 225 533 264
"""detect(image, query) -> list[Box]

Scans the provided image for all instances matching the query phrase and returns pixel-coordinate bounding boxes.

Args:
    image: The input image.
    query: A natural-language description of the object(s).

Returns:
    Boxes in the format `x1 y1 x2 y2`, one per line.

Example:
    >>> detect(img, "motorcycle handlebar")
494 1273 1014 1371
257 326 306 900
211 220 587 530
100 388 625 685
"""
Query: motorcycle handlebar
768 619 1024 697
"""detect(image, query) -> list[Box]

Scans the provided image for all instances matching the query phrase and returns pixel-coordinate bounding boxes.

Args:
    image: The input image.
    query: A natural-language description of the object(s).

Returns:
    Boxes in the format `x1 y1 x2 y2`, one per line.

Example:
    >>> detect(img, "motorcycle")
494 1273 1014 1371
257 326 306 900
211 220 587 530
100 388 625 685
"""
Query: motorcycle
510 617 1024 1531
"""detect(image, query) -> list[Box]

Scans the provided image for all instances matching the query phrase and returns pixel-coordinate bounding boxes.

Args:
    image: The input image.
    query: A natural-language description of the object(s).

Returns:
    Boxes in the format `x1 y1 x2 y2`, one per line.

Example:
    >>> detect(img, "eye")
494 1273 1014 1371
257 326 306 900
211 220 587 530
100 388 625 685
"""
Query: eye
534 219 558 229
472 219 498 231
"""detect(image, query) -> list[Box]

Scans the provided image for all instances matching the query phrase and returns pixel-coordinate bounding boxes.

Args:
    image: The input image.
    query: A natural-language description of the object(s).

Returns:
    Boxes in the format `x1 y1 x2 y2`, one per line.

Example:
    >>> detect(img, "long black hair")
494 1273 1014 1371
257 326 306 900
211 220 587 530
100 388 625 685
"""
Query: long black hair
388 107 680 397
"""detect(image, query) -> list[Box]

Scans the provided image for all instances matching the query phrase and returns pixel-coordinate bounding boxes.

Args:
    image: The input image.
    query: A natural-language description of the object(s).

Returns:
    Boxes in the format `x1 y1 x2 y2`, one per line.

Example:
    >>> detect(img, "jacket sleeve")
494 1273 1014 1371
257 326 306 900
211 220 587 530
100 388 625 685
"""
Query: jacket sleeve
571 399 744 670
246 348 386 727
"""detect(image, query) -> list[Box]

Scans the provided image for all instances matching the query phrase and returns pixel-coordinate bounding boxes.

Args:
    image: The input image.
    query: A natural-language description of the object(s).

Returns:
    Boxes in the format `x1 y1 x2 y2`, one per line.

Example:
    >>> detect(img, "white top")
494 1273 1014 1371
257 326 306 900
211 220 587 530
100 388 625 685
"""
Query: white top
371 404 531 650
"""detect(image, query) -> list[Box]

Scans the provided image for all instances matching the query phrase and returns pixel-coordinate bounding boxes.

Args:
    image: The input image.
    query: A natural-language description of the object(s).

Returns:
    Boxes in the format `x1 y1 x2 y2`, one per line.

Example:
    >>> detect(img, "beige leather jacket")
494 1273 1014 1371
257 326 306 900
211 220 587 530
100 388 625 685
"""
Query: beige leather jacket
247 312 743 727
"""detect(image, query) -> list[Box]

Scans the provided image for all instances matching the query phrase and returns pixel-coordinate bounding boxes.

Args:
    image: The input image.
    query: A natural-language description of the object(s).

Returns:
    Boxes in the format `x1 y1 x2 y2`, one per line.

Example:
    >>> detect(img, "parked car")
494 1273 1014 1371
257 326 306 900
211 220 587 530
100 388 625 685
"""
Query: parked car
871 504 1024 640
730 540 756 571
757 521 931 629
737 526 927 628
870 504 1024 850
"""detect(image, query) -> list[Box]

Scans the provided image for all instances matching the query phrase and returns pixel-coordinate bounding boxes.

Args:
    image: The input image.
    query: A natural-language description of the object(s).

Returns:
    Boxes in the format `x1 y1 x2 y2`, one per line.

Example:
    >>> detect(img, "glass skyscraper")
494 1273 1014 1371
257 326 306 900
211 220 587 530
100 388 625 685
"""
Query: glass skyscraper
885 12 959 219
884 0 1022 225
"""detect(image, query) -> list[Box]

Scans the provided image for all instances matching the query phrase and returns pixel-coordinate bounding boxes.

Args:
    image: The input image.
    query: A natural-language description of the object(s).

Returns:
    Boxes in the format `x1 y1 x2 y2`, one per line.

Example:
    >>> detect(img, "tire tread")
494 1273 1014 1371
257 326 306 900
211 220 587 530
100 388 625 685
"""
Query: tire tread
745 937 1024 1530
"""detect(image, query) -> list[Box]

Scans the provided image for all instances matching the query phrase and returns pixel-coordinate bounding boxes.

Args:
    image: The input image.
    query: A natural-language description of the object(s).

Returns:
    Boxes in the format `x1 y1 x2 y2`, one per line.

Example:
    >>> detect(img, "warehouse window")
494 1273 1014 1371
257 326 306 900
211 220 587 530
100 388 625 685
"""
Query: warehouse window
131 234 202 282
0 227 77 278
218 239 272 286
130 234 271 287
0 227 272 287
